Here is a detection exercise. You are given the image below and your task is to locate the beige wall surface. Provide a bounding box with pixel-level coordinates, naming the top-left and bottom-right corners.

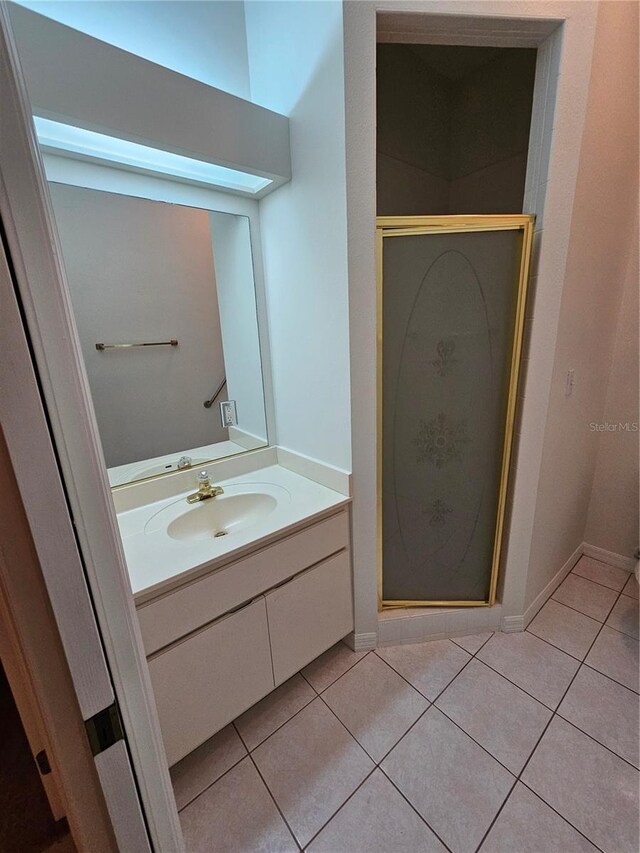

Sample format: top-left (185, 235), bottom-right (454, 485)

top-left (525, 0), bottom-right (639, 606)
top-left (585, 222), bottom-right (639, 558)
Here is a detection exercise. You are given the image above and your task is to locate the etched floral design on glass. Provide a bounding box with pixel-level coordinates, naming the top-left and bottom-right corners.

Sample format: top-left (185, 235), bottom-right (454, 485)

top-left (432, 338), bottom-right (457, 376)
top-left (425, 498), bottom-right (453, 527)
top-left (413, 411), bottom-right (470, 468)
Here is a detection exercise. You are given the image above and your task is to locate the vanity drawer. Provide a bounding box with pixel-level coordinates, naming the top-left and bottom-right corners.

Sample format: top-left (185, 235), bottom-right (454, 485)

top-left (137, 509), bottom-right (349, 655)
top-left (147, 597), bottom-right (274, 766)
top-left (266, 550), bottom-right (353, 686)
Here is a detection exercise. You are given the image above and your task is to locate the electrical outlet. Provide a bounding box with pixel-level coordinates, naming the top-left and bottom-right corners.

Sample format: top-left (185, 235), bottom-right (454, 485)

top-left (219, 400), bottom-right (237, 427)
top-left (565, 369), bottom-right (575, 398)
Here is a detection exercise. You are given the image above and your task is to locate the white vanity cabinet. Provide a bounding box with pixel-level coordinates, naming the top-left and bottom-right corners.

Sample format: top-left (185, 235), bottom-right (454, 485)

top-left (266, 551), bottom-right (353, 685)
top-left (138, 507), bottom-right (352, 766)
top-left (147, 597), bottom-right (273, 766)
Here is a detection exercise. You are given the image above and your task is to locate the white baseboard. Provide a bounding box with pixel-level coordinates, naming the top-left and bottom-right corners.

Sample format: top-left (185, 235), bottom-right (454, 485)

top-left (521, 542), bottom-right (584, 629)
top-left (377, 604), bottom-right (502, 647)
top-left (368, 542), bottom-right (637, 650)
top-left (276, 447), bottom-right (351, 496)
top-left (581, 543), bottom-right (636, 572)
top-left (348, 631), bottom-right (377, 651)
top-left (501, 615), bottom-right (525, 633)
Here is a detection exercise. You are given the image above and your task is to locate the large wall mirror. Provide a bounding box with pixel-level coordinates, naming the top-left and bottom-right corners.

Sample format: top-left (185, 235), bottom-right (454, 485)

top-left (48, 183), bottom-right (268, 487)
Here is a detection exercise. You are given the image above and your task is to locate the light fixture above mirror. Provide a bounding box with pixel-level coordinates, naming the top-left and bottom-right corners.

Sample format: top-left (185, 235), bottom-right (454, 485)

top-left (34, 117), bottom-right (274, 195)
top-left (10, 4), bottom-right (291, 200)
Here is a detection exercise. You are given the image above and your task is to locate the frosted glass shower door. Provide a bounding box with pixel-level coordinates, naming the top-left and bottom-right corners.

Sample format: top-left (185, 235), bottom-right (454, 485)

top-left (378, 216), bottom-right (534, 606)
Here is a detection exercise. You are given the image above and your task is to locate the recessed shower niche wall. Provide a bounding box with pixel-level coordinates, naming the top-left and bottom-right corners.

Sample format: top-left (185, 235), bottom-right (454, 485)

top-left (377, 43), bottom-right (538, 607)
top-left (377, 44), bottom-right (537, 215)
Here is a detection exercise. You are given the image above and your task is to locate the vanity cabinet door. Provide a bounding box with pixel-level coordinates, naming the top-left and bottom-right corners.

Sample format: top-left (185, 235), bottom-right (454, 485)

top-left (266, 551), bottom-right (353, 686)
top-left (147, 597), bottom-right (273, 766)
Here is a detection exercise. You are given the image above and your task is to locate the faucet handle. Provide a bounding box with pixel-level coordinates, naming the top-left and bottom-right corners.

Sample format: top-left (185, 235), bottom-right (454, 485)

top-left (198, 470), bottom-right (210, 482)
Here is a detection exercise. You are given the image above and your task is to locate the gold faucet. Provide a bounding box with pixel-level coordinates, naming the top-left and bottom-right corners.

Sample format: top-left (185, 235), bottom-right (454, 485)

top-left (187, 470), bottom-right (224, 504)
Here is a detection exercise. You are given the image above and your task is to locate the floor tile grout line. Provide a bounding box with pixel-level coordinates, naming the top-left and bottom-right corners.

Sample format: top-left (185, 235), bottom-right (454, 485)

top-left (473, 655), bottom-right (564, 712)
top-left (554, 710), bottom-right (640, 772)
top-left (450, 631), bottom-right (495, 655)
top-left (377, 764), bottom-right (455, 853)
top-left (467, 652), bottom-right (559, 710)
top-left (233, 715), bottom-right (300, 849)
top-left (436, 652), bottom-right (638, 790)
top-left (554, 571), bottom-right (630, 625)
top-left (549, 592), bottom-right (612, 624)
top-left (570, 565), bottom-right (634, 593)
top-left (373, 648), bottom-right (553, 779)
top-left (302, 654), bottom-right (461, 852)
top-left (308, 649), bottom-right (477, 850)
top-left (300, 765), bottom-right (379, 851)
top-left (373, 652), bottom-right (479, 767)
top-left (174, 746), bottom-right (248, 814)
top-left (600, 620), bottom-right (640, 643)
top-left (534, 594), bottom-right (602, 626)
top-left (430, 705), bottom-right (524, 778)
top-left (244, 690), bottom-right (340, 757)
top-left (176, 649), bottom-right (375, 814)
top-left (374, 637), bottom-right (480, 702)
top-left (258, 624), bottom-right (620, 853)
top-left (474, 584), bottom-right (630, 853)
top-left (176, 609), bottom-right (635, 844)
top-left (504, 629), bottom-right (639, 698)
top-left (315, 689), bottom-right (381, 766)
top-left (524, 623), bottom-right (594, 663)
top-left (246, 750), bottom-right (303, 851)
top-left (517, 779), bottom-right (608, 853)
top-left (308, 648), bottom-right (372, 697)
top-left (581, 660), bottom-right (639, 696)
top-left (238, 687), bottom-right (318, 753)
top-left (372, 645), bottom-right (450, 703)
top-left (298, 669), bottom-right (319, 695)
top-left (527, 616), bottom-right (640, 664)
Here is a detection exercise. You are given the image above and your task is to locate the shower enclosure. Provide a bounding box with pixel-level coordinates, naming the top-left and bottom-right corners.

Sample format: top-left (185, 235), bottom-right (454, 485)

top-left (377, 215), bottom-right (534, 607)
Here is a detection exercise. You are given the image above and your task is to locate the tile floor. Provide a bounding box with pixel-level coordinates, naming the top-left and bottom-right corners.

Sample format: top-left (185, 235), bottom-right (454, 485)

top-left (171, 556), bottom-right (639, 852)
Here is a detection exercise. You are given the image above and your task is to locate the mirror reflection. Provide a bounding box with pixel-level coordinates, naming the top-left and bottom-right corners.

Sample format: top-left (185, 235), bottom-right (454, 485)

top-left (48, 184), bottom-right (268, 486)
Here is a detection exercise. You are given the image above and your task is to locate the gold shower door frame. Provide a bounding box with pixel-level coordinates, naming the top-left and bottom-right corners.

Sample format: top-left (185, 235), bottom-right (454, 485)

top-left (377, 215), bottom-right (535, 609)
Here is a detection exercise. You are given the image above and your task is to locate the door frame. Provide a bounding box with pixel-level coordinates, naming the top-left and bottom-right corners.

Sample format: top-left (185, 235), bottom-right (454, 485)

top-left (0, 407), bottom-right (117, 851)
top-left (376, 215), bottom-right (535, 608)
top-left (0, 6), bottom-right (183, 850)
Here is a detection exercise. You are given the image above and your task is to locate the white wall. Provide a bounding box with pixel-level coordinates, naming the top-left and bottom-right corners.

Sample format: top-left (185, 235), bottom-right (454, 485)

top-left (49, 183), bottom-right (229, 467)
top-left (13, 0), bottom-right (251, 98)
top-left (209, 212), bottom-right (268, 445)
top-left (244, 0), bottom-right (352, 472)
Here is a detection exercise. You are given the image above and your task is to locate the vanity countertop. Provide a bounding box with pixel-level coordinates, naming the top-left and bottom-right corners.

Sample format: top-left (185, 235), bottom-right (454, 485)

top-left (117, 464), bottom-right (350, 602)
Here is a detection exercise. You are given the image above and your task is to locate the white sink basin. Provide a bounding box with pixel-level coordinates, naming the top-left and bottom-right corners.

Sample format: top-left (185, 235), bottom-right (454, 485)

top-left (166, 493), bottom-right (278, 541)
top-left (143, 484), bottom-right (286, 543)
top-left (118, 466), bottom-right (349, 598)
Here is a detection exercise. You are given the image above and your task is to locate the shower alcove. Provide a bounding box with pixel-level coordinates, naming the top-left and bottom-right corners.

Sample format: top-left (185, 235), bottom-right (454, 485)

top-left (375, 30), bottom-right (553, 634)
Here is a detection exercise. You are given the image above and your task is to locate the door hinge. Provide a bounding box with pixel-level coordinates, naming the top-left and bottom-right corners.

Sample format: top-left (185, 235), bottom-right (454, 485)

top-left (85, 702), bottom-right (124, 757)
top-left (35, 749), bottom-right (52, 775)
